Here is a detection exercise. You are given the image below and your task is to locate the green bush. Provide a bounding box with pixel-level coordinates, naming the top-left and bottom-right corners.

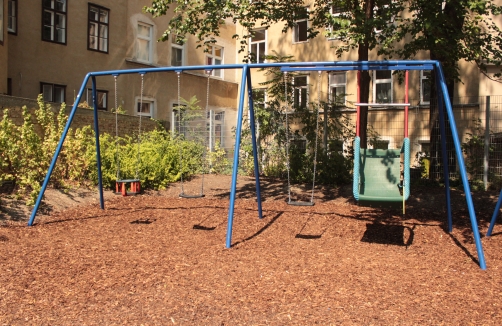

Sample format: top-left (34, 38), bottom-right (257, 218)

top-left (0, 97), bottom-right (210, 204)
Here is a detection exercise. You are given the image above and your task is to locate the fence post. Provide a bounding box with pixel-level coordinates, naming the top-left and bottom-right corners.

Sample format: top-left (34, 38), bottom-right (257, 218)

top-left (484, 95), bottom-right (490, 190)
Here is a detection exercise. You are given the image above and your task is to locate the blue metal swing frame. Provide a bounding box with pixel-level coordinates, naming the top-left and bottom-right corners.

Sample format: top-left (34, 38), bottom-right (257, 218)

top-left (27, 60), bottom-right (487, 270)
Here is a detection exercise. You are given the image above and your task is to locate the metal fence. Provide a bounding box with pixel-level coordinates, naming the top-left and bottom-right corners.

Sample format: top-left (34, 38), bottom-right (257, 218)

top-left (364, 95), bottom-right (502, 186)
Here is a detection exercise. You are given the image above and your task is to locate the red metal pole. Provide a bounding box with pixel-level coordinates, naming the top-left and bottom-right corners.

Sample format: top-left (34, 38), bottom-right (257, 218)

top-left (404, 71), bottom-right (409, 138)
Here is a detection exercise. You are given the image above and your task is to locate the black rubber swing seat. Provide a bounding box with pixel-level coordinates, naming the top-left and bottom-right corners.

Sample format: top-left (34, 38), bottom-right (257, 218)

top-left (179, 193), bottom-right (205, 199)
top-left (288, 201), bottom-right (315, 207)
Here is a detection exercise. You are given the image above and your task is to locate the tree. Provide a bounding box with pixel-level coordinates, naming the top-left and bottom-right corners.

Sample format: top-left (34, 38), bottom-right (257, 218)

top-left (144, 0), bottom-right (403, 148)
top-left (391, 0), bottom-right (502, 178)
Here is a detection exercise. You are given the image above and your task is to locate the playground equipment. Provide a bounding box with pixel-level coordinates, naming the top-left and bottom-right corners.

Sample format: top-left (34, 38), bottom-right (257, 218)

top-left (27, 60), bottom-right (487, 270)
top-left (283, 71), bottom-right (322, 206)
top-left (353, 71), bottom-right (410, 213)
top-left (113, 74), bottom-right (143, 196)
top-left (175, 70), bottom-right (212, 198)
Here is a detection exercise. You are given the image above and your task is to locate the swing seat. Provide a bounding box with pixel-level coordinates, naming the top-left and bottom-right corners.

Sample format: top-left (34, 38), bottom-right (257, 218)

top-left (353, 137), bottom-right (410, 202)
top-left (115, 179), bottom-right (141, 197)
top-left (179, 193), bottom-right (205, 199)
top-left (288, 201), bottom-right (315, 206)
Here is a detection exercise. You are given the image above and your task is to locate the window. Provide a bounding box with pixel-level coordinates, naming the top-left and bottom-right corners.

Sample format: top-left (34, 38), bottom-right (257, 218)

top-left (420, 70), bottom-right (431, 105)
top-left (0, 0), bottom-right (4, 44)
top-left (8, 0), bottom-right (17, 34)
top-left (86, 89), bottom-right (108, 110)
top-left (373, 1), bottom-right (394, 34)
top-left (250, 29), bottom-right (266, 63)
top-left (373, 140), bottom-right (389, 150)
top-left (136, 97), bottom-right (155, 118)
top-left (171, 34), bottom-right (184, 66)
top-left (373, 70), bottom-right (393, 103)
top-left (293, 76), bottom-right (308, 109)
top-left (207, 110), bottom-right (225, 150)
top-left (326, 5), bottom-right (347, 40)
top-left (88, 4), bottom-right (109, 53)
top-left (293, 8), bottom-right (309, 43)
top-left (42, 0), bottom-right (67, 44)
top-left (329, 72), bottom-right (346, 106)
top-left (41, 82), bottom-right (66, 103)
top-left (136, 22), bottom-right (153, 63)
top-left (206, 45), bottom-right (223, 78)
top-left (7, 78), bottom-right (12, 96)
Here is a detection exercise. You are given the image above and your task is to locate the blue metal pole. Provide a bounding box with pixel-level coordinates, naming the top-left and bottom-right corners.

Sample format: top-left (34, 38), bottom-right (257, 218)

top-left (436, 62), bottom-right (486, 270)
top-left (226, 65), bottom-right (249, 248)
top-left (91, 76), bottom-right (105, 209)
top-left (487, 189), bottom-right (502, 236)
top-left (28, 74), bottom-right (92, 226)
top-left (434, 69), bottom-right (453, 232)
top-left (246, 67), bottom-right (263, 219)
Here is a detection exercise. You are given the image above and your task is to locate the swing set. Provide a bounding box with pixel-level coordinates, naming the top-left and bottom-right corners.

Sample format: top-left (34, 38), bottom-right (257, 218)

top-left (27, 60), bottom-right (487, 270)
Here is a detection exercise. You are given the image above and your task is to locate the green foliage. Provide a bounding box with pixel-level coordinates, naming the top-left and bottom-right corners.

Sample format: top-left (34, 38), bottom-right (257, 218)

top-left (207, 141), bottom-right (232, 174)
top-left (461, 118), bottom-right (493, 179)
top-left (0, 97), bottom-right (211, 205)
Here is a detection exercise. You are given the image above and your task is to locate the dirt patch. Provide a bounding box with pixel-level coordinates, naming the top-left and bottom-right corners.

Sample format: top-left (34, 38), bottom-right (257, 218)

top-left (1, 175), bottom-right (502, 324)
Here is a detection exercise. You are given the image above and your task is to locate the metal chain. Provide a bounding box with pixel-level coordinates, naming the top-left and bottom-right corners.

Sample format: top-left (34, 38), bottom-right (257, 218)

top-left (177, 71), bottom-right (184, 194)
top-left (135, 73), bottom-right (144, 180)
top-left (284, 72), bottom-right (292, 203)
top-left (114, 75), bottom-right (120, 181)
top-left (310, 71), bottom-right (322, 203)
top-left (201, 71), bottom-right (211, 196)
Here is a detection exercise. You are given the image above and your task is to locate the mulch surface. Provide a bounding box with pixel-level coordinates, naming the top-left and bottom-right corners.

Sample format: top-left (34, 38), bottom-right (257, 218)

top-left (2, 175), bottom-right (502, 324)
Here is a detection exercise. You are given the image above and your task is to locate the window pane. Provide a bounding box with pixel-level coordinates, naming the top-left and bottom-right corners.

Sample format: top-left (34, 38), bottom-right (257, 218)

top-left (258, 44), bottom-right (265, 63)
top-left (43, 0), bottom-right (53, 9)
top-left (98, 92), bottom-right (107, 110)
top-left (54, 86), bottom-right (65, 103)
top-left (89, 35), bottom-right (98, 49)
top-left (252, 29), bottom-right (265, 42)
top-left (55, 0), bottom-right (66, 12)
top-left (295, 76), bottom-right (307, 86)
top-left (99, 25), bottom-right (108, 39)
top-left (89, 22), bottom-right (98, 36)
top-left (43, 85), bottom-right (53, 102)
top-left (251, 44), bottom-right (258, 63)
top-left (99, 10), bottom-right (109, 23)
top-left (422, 79), bottom-right (431, 102)
top-left (89, 7), bottom-right (99, 21)
top-left (172, 48), bottom-right (183, 66)
top-left (296, 21), bottom-right (308, 42)
top-left (214, 48), bottom-right (222, 57)
top-left (330, 72), bottom-right (346, 84)
top-left (137, 39), bottom-right (150, 61)
top-left (43, 10), bottom-right (53, 26)
top-left (375, 83), bottom-right (391, 103)
top-left (138, 24), bottom-right (151, 37)
top-left (376, 70), bottom-right (391, 79)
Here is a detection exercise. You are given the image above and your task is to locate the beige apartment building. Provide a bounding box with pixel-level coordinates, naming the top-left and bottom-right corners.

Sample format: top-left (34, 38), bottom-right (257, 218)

top-left (1, 0), bottom-right (240, 152)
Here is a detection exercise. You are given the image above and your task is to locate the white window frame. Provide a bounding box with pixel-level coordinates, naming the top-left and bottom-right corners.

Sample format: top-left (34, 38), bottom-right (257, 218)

top-left (136, 22), bottom-right (153, 64)
top-left (171, 34), bottom-right (185, 66)
top-left (329, 72), bottom-right (347, 105)
top-left (293, 8), bottom-right (309, 44)
top-left (420, 70), bottom-right (431, 105)
top-left (293, 75), bottom-right (309, 109)
top-left (136, 96), bottom-right (155, 118)
top-left (249, 29), bottom-right (267, 63)
top-left (206, 45), bottom-right (224, 78)
top-left (373, 70), bottom-right (393, 104)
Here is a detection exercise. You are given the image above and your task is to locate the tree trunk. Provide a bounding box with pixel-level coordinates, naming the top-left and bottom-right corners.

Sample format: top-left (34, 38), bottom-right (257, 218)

top-left (357, 0), bottom-right (374, 149)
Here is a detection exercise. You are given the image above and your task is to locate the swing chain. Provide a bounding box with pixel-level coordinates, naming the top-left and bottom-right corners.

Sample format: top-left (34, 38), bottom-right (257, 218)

top-left (310, 71), bottom-right (322, 203)
top-left (114, 75), bottom-right (121, 181)
top-left (283, 72), bottom-right (292, 203)
top-left (136, 73), bottom-right (144, 180)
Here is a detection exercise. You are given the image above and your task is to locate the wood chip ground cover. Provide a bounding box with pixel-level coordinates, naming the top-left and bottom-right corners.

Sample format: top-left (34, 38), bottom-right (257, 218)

top-left (1, 175), bottom-right (502, 324)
